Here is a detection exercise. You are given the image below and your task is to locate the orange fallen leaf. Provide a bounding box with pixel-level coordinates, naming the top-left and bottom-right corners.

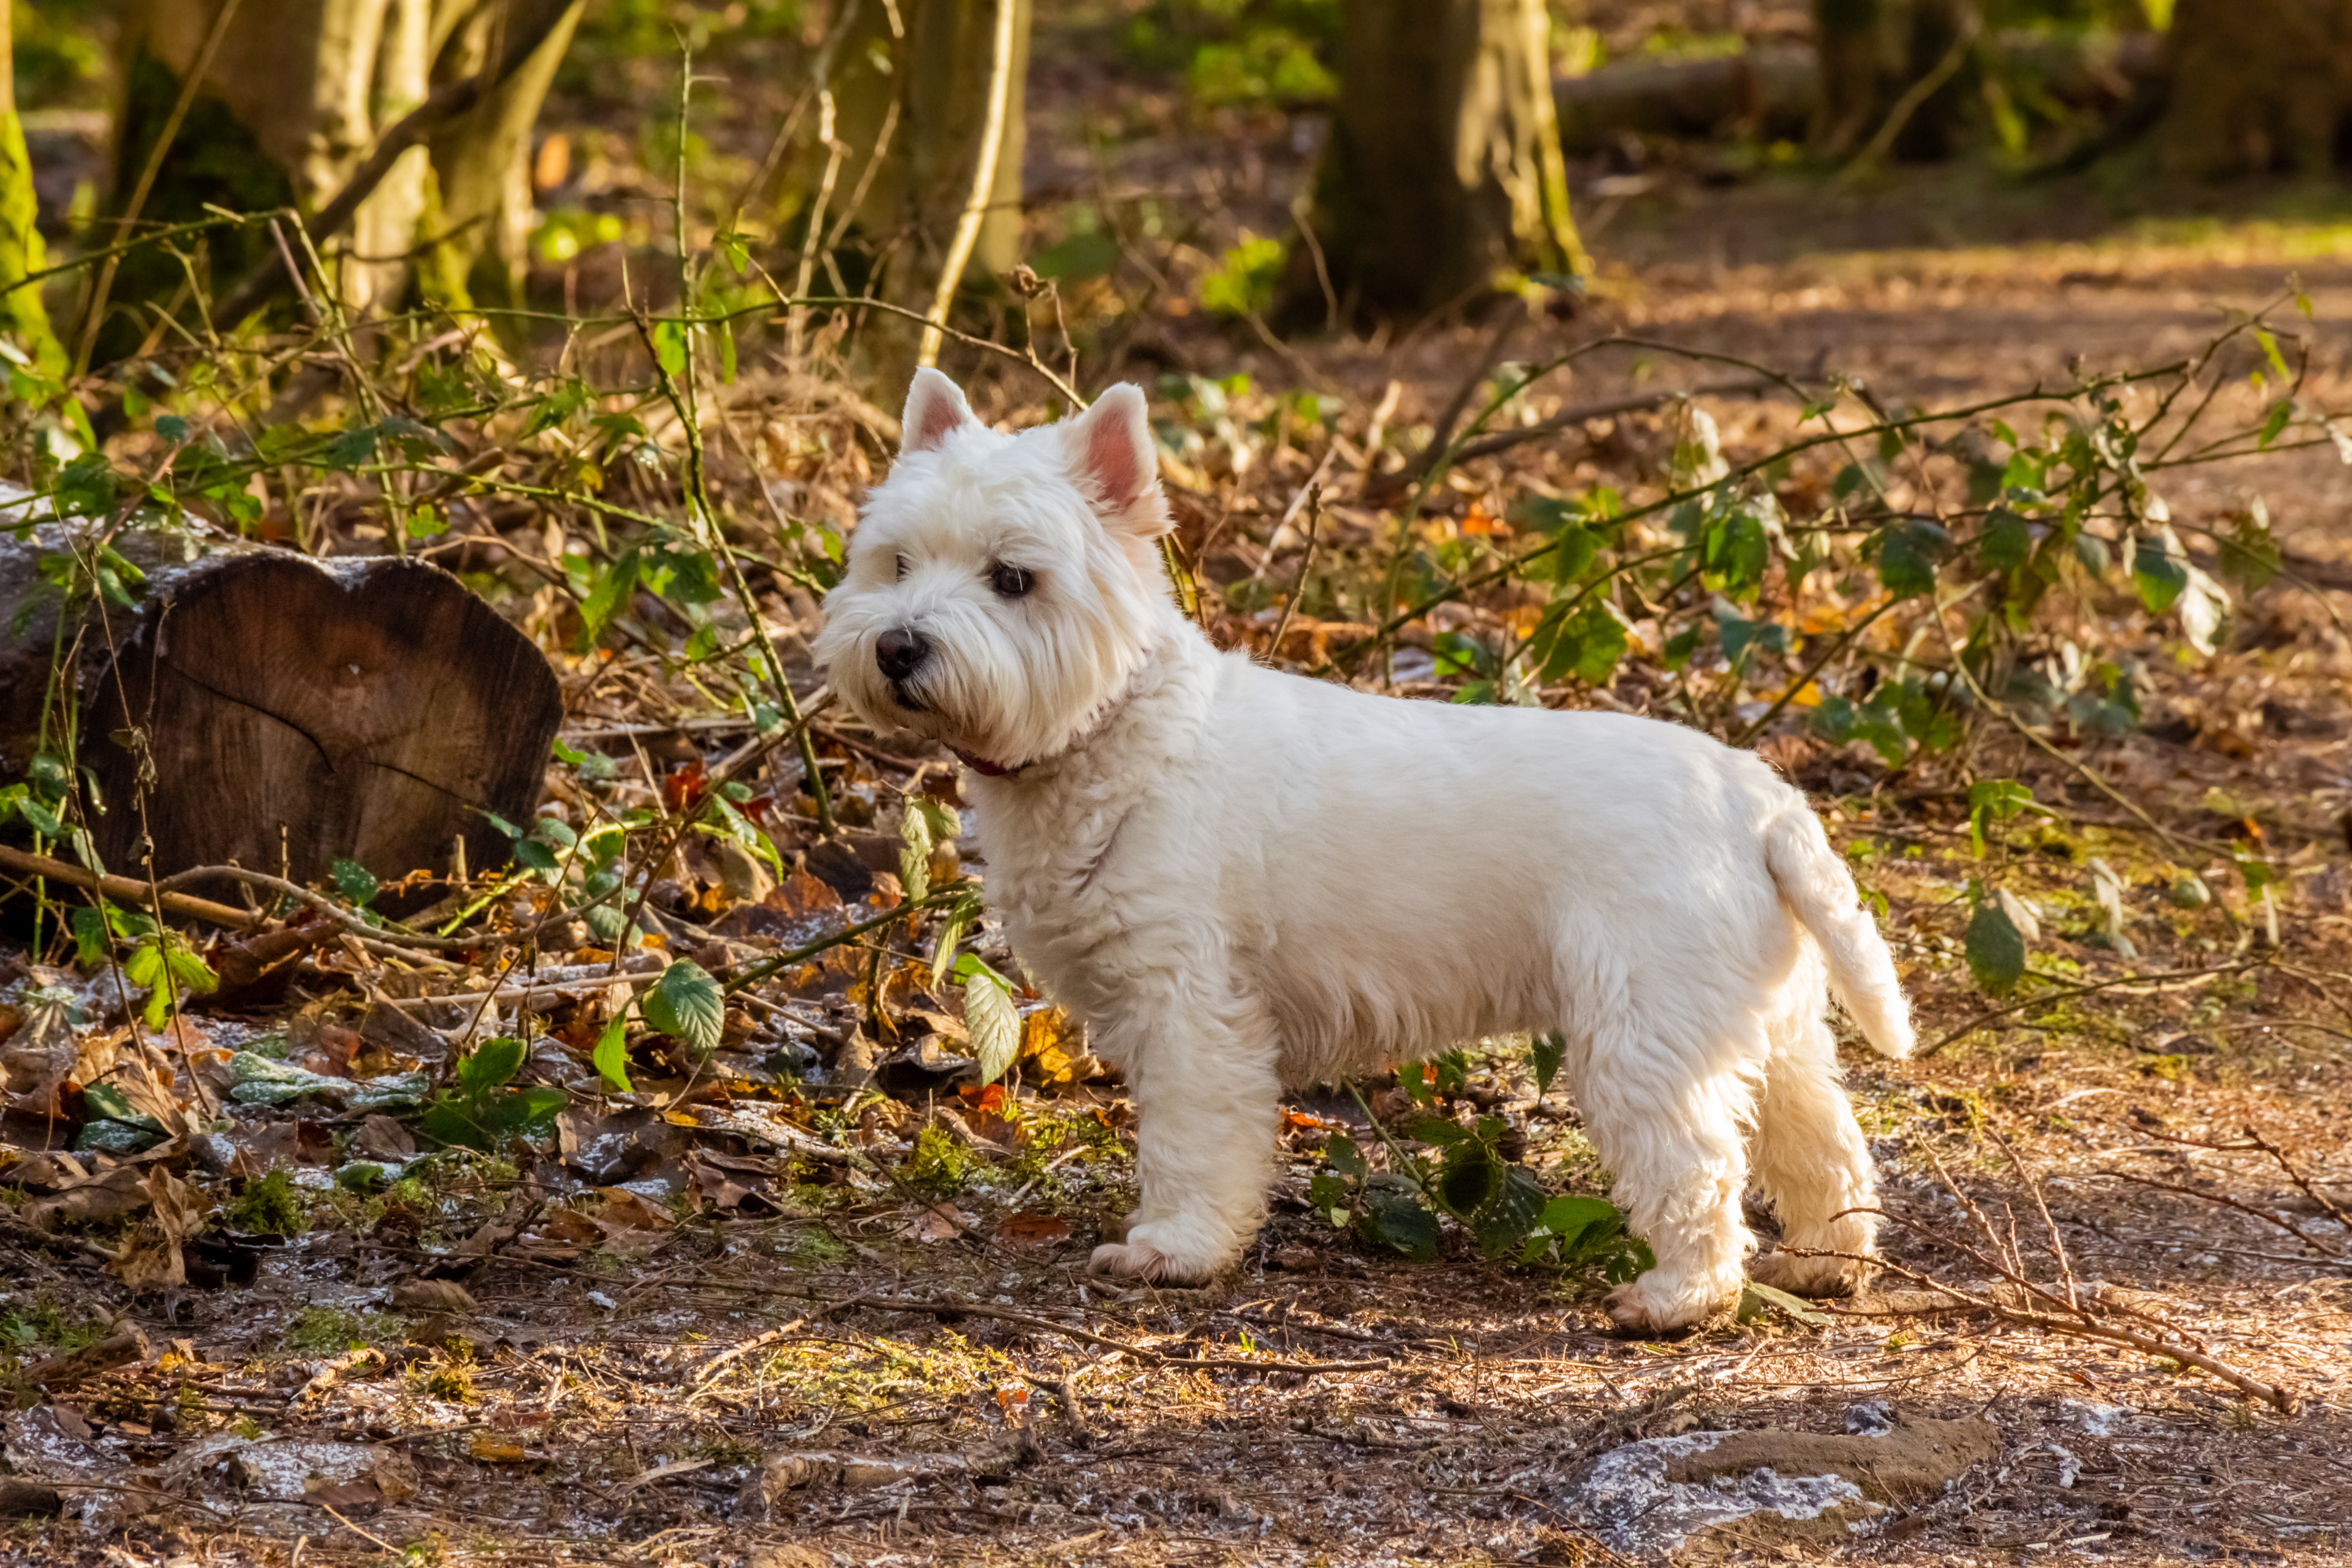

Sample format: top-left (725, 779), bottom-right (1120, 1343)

top-left (998, 1213), bottom-right (1072, 1249)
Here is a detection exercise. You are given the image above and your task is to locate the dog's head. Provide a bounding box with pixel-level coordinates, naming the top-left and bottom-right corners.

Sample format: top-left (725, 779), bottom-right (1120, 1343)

top-left (814, 369), bottom-right (1174, 771)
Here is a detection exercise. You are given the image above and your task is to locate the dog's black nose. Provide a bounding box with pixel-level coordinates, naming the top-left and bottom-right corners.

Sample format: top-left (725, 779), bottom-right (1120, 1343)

top-left (875, 626), bottom-right (931, 682)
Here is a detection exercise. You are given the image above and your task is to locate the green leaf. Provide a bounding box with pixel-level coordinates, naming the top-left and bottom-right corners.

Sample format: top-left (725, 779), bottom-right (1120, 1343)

top-left (1875, 518), bottom-right (1949, 600)
top-left (69, 906), bottom-right (110, 968)
top-left (1359, 1188), bottom-right (1440, 1262)
top-left (1323, 1130), bottom-right (1366, 1180)
top-left (652, 318), bottom-right (690, 377)
top-left (965, 968), bottom-right (1020, 1085)
top-left (1976, 509), bottom-right (2033, 573)
top-left (18, 794), bottom-right (64, 838)
top-left (1535, 1195), bottom-right (1620, 1245)
top-left (1475, 1166), bottom-right (1547, 1257)
top-left (458, 1036), bottom-right (528, 1097)
top-left (1967, 779), bottom-right (2034, 858)
top-left (329, 858), bottom-right (379, 907)
top-left (2132, 530), bottom-right (2189, 614)
top-left (930, 891), bottom-right (979, 990)
top-left (592, 1014), bottom-right (634, 1093)
top-left (1532, 598), bottom-right (1629, 688)
top-left (1409, 1116), bottom-right (1470, 1148)
top-left (2255, 326), bottom-right (2290, 382)
top-left (2217, 500), bottom-right (2281, 594)
top-left (1437, 1146), bottom-right (1502, 1216)
top-left (643, 961), bottom-right (725, 1058)
top-left (1964, 897), bottom-right (2028, 995)
top-left (578, 549), bottom-right (640, 651)
top-left (1529, 1031), bottom-right (1566, 1096)
top-left (898, 804), bottom-right (933, 906)
top-left (1740, 1280), bottom-right (1831, 1327)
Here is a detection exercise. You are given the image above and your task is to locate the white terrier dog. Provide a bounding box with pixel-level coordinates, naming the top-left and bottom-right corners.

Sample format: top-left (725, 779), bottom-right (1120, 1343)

top-left (816, 369), bottom-right (1914, 1333)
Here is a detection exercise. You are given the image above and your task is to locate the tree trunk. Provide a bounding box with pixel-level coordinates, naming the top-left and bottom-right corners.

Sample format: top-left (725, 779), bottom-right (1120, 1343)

top-left (89, 0), bottom-right (578, 362)
top-left (814, 0), bottom-right (1033, 347)
top-left (0, 0), bottom-right (66, 380)
top-left (0, 513), bottom-right (560, 894)
top-left (1810, 0), bottom-right (1978, 162)
top-left (421, 0), bottom-right (585, 311)
top-left (2155, 0), bottom-right (2352, 176)
top-left (1287, 0), bottom-right (1586, 327)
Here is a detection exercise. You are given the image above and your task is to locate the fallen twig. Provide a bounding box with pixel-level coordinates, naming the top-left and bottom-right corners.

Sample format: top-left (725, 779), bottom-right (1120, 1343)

top-left (1789, 1243), bottom-right (2298, 1414)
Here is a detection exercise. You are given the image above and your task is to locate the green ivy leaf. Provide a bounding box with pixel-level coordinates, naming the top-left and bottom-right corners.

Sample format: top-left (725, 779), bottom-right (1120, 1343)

top-left (643, 961), bottom-right (725, 1058)
top-left (329, 858), bottom-right (379, 908)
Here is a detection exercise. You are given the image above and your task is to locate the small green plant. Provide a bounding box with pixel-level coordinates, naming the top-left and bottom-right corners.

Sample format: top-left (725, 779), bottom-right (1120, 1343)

top-left (419, 1037), bottom-right (568, 1152)
top-left (902, 1124), bottom-right (974, 1197)
top-left (284, 1305), bottom-right (401, 1352)
top-left (1306, 1058), bottom-right (1651, 1285)
top-left (419, 1352), bottom-right (477, 1404)
top-left (1199, 234), bottom-right (1286, 319)
top-left (229, 1169), bottom-right (307, 1237)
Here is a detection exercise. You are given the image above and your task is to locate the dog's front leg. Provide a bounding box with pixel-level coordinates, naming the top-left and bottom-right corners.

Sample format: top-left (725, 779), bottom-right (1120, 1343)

top-left (1086, 990), bottom-right (1282, 1285)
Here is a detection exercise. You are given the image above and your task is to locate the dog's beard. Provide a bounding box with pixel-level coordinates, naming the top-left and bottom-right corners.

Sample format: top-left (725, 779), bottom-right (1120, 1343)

top-left (816, 589), bottom-right (1148, 770)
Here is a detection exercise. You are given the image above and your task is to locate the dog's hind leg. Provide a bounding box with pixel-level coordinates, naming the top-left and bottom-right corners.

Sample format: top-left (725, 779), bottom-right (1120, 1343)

top-left (1747, 979), bottom-right (1879, 1298)
top-left (1086, 981), bottom-right (1283, 1285)
top-left (1574, 1017), bottom-right (1759, 1334)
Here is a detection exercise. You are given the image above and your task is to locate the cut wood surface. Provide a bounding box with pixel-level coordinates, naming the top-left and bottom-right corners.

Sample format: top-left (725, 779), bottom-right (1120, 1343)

top-left (0, 513), bottom-right (559, 901)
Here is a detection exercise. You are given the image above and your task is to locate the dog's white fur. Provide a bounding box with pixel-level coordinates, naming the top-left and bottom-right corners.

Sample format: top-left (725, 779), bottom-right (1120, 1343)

top-left (816, 370), bottom-right (1914, 1332)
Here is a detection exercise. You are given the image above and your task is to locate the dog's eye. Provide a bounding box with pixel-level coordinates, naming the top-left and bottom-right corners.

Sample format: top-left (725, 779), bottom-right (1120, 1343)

top-left (990, 563), bottom-right (1034, 599)
top-left (895, 553), bottom-right (909, 581)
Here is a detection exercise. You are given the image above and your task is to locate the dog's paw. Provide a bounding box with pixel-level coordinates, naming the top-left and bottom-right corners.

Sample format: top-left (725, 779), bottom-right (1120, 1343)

top-left (1087, 1222), bottom-right (1226, 1284)
top-left (1603, 1274), bottom-right (1739, 1337)
top-left (1749, 1248), bottom-right (1865, 1298)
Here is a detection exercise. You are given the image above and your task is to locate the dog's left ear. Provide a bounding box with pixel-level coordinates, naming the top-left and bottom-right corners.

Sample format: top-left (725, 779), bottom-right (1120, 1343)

top-left (1060, 384), bottom-right (1170, 540)
top-left (902, 368), bottom-right (979, 455)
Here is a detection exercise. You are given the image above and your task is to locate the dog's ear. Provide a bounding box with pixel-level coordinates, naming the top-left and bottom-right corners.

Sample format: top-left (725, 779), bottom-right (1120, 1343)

top-left (901, 368), bottom-right (978, 455)
top-left (1060, 383), bottom-right (1168, 539)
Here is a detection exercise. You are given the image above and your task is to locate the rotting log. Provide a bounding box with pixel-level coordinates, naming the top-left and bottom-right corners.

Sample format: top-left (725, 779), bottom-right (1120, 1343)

top-left (0, 513), bottom-right (559, 904)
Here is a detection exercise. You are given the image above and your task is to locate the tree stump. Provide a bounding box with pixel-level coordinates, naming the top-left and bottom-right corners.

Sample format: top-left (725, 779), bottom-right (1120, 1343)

top-left (0, 514), bottom-right (560, 901)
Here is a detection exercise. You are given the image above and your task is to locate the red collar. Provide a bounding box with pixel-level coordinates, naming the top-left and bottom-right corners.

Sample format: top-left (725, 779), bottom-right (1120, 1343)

top-left (951, 745), bottom-right (1016, 777)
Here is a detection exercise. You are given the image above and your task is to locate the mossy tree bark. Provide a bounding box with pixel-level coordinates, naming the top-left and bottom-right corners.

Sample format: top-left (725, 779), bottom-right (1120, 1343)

top-left (0, 0), bottom-right (66, 379)
top-left (812, 0), bottom-right (1034, 348)
top-left (1810, 0), bottom-right (1978, 162)
top-left (1286, 0), bottom-right (1586, 327)
top-left (2154, 0), bottom-right (2352, 176)
top-left (88, 0), bottom-right (578, 363)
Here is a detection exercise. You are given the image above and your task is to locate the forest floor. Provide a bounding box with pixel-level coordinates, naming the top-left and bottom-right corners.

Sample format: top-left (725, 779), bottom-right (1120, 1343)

top-left (8, 13), bottom-right (2352, 1565)
top-left (7, 174), bottom-right (2352, 1566)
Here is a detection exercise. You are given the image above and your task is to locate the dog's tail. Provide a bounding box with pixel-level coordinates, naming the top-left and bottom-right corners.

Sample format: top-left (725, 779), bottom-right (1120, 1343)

top-left (1764, 807), bottom-right (1915, 1059)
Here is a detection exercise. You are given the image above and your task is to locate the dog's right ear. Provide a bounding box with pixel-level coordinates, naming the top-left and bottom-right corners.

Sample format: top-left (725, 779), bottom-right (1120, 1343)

top-left (901, 368), bottom-right (978, 455)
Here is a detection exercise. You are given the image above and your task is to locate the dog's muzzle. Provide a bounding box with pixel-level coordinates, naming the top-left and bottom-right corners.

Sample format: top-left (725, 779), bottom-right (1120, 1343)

top-left (875, 625), bottom-right (931, 708)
